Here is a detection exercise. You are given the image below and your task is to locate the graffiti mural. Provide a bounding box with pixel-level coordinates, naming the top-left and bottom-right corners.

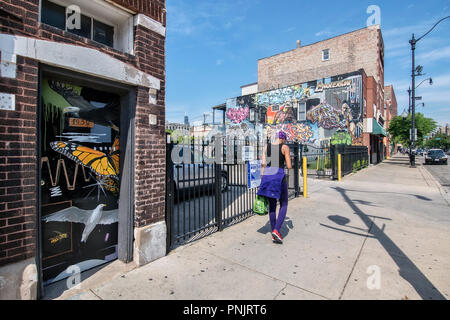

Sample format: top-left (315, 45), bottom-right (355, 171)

top-left (40, 78), bottom-right (120, 285)
top-left (256, 85), bottom-right (310, 107)
top-left (224, 71), bottom-right (363, 146)
top-left (225, 95), bottom-right (256, 138)
top-left (265, 123), bottom-right (314, 144)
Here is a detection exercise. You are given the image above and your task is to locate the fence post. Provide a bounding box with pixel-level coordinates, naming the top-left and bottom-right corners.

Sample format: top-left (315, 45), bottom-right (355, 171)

top-left (165, 135), bottom-right (174, 252)
top-left (303, 157), bottom-right (307, 198)
top-left (338, 154), bottom-right (342, 181)
top-left (331, 145), bottom-right (336, 179)
top-left (293, 143), bottom-right (300, 197)
top-left (215, 162), bottom-right (223, 231)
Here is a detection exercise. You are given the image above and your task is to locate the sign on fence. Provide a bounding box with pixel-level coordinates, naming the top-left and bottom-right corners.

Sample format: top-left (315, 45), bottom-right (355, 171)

top-left (247, 160), bottom-right (262, 189)
top-left (242, 146), bottom-right (255, 161)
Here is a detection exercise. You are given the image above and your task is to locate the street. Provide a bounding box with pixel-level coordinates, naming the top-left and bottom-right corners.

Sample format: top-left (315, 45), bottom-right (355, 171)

top-left (44, 154), bottom-right (450, 300)
top-left (423, 159), bottom-right (450, 187)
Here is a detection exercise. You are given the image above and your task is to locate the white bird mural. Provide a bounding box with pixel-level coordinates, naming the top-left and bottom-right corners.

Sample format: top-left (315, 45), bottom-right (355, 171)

top-left (43, 204), bottom-right (118, 243)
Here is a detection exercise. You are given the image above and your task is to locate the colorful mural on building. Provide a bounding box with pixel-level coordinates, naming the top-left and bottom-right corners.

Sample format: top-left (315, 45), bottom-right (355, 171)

top-left (225, 72), bottom-right (363, 146)
top-left (225, 95), bottom-right (256, 138)
top-left (40, 78), bottom-right (120, 285)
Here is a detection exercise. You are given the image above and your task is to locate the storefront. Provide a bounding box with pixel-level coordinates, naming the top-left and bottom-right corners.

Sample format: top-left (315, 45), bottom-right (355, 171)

top-left (370, 118), bottom-right (387, 164)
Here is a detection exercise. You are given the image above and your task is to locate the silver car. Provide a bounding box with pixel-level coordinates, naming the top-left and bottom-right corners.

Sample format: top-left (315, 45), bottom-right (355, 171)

top-left (172, 146), bottom-right (228, 194)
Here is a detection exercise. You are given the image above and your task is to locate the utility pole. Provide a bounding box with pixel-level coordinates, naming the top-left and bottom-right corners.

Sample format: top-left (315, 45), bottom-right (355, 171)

top-left (410, 34), bottom-right (416, 167)
top-left (408, 16), bottom-right (450, 167)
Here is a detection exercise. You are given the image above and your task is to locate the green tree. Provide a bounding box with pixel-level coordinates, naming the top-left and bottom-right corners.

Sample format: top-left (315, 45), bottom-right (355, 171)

top-left (425, 133), bottom-right (450, 151)
top-left (387, 113), bottom-right (436, 147)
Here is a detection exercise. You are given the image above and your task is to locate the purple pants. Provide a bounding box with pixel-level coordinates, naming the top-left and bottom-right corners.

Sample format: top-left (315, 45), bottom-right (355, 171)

top-left (268, 178), bottom-right (288, 232)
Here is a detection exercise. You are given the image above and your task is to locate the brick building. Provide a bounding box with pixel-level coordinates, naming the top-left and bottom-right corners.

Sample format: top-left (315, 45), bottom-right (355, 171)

top-left (0, 0), bottom-right (166, 299)
top-left (237, 25), bottom-right (396, 163)
top-left (384, 85), bottom-right (398, 157)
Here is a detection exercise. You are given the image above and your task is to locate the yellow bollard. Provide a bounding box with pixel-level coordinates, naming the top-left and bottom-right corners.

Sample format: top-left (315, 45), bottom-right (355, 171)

top-left (316, 155), bottom-right (320, 171)
top-left (303, 157), bottom-right (307, 198)
top-left (338, 154), bottom-right (342, 182)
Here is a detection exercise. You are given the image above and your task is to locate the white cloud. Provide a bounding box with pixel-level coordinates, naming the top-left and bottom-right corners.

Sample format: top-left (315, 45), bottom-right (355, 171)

top-left (416, 46), bottom-right (450, 63)
top-left (315, 30), bottom-right (332, 37)
top-left (216, 59), bottom-right (224, 66)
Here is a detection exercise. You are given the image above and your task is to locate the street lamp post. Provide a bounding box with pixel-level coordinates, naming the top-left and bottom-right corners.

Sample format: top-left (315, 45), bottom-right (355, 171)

top-left (409, 16), bottom-right (450, 167)
top-left (407, 87), bottom-right (411, 114)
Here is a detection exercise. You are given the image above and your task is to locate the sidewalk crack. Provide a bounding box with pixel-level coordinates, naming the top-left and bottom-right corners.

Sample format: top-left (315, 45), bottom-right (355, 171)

top-left (338, 217), bottom-right (374, 300)
top-left (89, 289), bottom-right (104, 300)
top-left (273, 283), bottom-right (288, 300)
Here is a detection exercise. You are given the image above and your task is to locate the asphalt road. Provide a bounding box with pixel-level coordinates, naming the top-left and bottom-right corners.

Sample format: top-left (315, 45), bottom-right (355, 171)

top-left (422, 157), bottom-right (450, 187)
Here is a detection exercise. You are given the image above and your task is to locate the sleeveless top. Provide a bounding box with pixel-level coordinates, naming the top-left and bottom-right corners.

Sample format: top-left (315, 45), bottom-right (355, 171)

top-left (266, 142), bottom-right (286, 169)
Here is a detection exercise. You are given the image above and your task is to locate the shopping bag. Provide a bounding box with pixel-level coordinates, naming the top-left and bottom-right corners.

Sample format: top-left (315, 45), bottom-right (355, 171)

top-left (253, 195), bottom-right (268, 215)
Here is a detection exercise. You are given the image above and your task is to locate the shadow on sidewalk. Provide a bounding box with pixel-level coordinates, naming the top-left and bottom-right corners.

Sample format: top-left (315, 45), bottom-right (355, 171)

top-left (327, 186), bottom-right (446, 300)
top-left (257, 216), bottom-right (294, 240)
top-left (341, 188), bottom-right (432, 202)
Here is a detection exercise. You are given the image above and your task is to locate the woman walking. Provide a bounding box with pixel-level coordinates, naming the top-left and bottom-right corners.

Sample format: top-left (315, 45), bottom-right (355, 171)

top-left (257, 131), bottom-right (292, 243)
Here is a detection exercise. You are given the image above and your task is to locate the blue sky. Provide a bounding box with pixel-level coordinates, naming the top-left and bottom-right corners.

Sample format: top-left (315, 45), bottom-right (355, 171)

top-left (165, 0), bottom-right (450, 127)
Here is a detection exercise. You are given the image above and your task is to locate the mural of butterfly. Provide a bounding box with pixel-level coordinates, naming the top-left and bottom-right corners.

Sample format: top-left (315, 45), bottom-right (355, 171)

top-left (50, 138), bottom-right (120, 181)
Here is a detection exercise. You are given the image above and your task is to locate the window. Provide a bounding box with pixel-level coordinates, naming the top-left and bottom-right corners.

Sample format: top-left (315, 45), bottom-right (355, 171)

top-left (298, 102), bottom-right (306, 121)
top-left (322, 49), bottom-right (330, 61)
top-left (93, 19), bottom-right (114, 47)
top-left (41, 0), bottom-right (114, 48)
top-left (69, 13), bottom-right (91, 39)
top-left (41, 0), bottom-right (65, 30)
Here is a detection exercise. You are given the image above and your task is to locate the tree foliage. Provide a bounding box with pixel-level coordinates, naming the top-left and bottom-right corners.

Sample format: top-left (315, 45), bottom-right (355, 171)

top-left (425, 133), bottom-right (450, 151)
top-left (387, 113), bottom-right (436, 147)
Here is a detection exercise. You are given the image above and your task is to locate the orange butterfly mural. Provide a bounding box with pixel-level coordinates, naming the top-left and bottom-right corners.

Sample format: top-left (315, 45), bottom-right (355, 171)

top-left (50, 139), bottom-right (120, 181)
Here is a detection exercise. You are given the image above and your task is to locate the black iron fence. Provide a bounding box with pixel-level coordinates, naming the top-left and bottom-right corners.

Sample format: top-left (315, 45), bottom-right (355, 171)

top-left (165, 134), bottom-right (368, 251)
top-left (333, 145), bottom-right (369, 178)
top-left (165, 136), bottom-right (300, 250)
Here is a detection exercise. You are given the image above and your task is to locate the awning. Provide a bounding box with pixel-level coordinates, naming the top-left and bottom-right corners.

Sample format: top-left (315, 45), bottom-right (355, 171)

top-left (372, 118), bottom-right (387, 136)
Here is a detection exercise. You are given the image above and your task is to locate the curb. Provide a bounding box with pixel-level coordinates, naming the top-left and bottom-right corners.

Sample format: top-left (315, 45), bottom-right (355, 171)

top-left (418, 164), bottom-right (450, 206)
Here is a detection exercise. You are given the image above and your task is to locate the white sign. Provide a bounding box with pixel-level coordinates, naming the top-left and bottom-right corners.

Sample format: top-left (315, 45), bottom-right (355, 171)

top-left (0, 93), bottom-right (15, 111)
top-left (242, 146), bottom-right (255, 162)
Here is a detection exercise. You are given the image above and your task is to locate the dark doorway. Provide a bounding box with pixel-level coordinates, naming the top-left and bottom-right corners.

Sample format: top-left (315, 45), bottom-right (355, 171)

top-left (37, 65), bottom-right (135, 297)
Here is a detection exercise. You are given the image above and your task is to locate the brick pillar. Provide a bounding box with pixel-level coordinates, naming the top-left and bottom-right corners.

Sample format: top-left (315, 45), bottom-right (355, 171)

top-left (132, 23), bottom-right (167, 266)
top-left (0, 55), bottom-right (39, 299)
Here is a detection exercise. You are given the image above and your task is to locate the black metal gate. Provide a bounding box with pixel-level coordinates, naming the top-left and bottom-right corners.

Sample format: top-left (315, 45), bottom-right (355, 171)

top-left (300, 144), bottom-right (333, 178)
top-left (165, 136), bottom-right (301, 250)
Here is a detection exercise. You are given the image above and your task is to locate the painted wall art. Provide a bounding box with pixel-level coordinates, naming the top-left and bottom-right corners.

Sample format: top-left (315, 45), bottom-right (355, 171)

top-left (225, 72), bottom-right (363, 146)
top-left (225, 95), bottom-right (256, 138)
top-left (40, 78), bottom-right (120, 285)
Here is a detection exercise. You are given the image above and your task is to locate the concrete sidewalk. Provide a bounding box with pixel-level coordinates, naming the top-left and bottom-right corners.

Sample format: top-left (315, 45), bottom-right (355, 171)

top-left (45, 154), bottom-right (450, 300)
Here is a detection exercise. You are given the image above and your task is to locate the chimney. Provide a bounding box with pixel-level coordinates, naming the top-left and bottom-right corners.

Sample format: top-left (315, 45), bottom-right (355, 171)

top-left (296, 40), bottom-right (301, 48)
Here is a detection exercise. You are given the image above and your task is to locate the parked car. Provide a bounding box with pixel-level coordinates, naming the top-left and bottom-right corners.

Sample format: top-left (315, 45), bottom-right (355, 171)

top-left (424, 149), bottom-right (448, 165)
top-left (171, 146), bottom-right (229, 194)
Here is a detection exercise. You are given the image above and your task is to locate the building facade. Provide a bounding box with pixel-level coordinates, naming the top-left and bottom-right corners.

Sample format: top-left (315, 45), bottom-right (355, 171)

top-left (226, 25), bottom-right (395, 164)
top-left (0, 0), bottom-right (166, 299)
top-left (384, 85), bottom-right (398, 157)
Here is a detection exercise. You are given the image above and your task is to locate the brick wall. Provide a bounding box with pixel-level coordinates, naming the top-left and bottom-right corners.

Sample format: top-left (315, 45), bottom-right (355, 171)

top-left (258, 25), bottom-right (383, 93)
top-left (0, 56), bottom-right (38, 265)
top-left (111, 0), bottom-right (166, 26)
top-left (133, 23), bottom-right (166, 228)
top-left (0, 0), bottom-right (166, 266)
